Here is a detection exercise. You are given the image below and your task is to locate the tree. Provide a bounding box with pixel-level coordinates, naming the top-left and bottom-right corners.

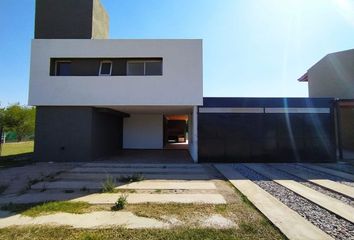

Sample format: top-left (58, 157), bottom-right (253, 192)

top-left (3, 104), bottom-right (35, 142)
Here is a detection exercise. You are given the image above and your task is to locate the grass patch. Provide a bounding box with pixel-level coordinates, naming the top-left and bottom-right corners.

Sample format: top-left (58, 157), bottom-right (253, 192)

top-left (113, 189), bottom-right (136, 193)
top-left (126, 202), bottom-right (266, 224)
top-left (0, 226), bottom-right (286, 240)
top-left (101, 175), bottom-right (116, 193)
top-left (0, 200), bottom-right (286, 239)
top-left (1, 201), bottom-right (90, 217)
top-left (0, 141), bottom-right (34, 157)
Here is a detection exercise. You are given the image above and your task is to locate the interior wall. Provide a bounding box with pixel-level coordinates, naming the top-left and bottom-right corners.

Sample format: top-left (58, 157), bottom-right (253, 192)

top-left (123, 114), bottom-right (163, 149)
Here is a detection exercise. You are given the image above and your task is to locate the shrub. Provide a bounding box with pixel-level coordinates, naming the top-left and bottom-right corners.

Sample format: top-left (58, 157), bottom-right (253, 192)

top-left (112, 194), bottom-right (128, 211)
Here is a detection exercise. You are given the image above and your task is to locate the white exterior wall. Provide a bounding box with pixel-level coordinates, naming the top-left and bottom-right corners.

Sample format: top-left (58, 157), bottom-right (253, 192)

top-left (123, 114), bottom-right (163, 149)
top-left (28, 39), bottom-right (203, 106)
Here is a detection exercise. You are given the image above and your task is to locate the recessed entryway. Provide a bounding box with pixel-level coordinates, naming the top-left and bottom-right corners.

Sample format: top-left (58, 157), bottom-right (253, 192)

top-left (163, 115), bottom-right (189, 150)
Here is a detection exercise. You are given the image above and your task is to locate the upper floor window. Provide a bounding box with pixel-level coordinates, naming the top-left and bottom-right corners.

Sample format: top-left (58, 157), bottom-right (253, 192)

top-left (127, 60), bottom-right (162, 76)
top-left (50, 58), bottom-right (163, 76)
top-left (55, 61), bottom-right (71, 76)
top-left (99, 61), bottom-right (112, 76)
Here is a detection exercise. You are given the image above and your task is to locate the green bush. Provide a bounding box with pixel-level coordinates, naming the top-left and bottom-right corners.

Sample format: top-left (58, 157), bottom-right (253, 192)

top-left (112, 194), bottom-right (128, 211)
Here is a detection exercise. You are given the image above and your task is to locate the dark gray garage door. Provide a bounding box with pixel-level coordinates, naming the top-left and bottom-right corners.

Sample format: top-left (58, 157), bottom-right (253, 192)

top-left (198, 98), bottom-right (336, 163)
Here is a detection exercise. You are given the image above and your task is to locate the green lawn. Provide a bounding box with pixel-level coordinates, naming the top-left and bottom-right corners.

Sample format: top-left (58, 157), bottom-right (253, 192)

top-left (0, 226), bottom-right (285, 240)
top-left (0, 200), bottom-right (286, 240)
top-left (1, 201), bottom-right (90, 217)
top-left (0, 141), bottom-right (34, 156)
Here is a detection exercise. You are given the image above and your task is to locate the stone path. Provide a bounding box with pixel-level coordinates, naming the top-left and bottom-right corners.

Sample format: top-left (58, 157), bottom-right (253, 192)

top-left (271, 164), bottom-right (354, 198)
top-left (0, 163), bottom-right (227, 205)
top-left (245, 164), bottom-right (354, 223)
top-left (58, 172), bottom-right (212, 181)
top-left (31, 180), bottom-right (217, 191)
top-left (214, 164), bottom-right (333, 240)
top-left (216, 163), bottom-right (354, 240)
top-left (71, 193), bottom-right (226, 204)
top-left (0, 211), bottom-right (168, 229)
top-left (300, 164), bottom-right (354, 181)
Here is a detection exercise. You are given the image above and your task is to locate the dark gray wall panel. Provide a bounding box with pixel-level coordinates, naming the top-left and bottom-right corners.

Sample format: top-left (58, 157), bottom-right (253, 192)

top-left (34, 107), bottom-right (94, 162)
top-left (91, 109), bottom-right (123, 159)
top-left (34, 107), bottom-right (124, 162)
top-left (35, 0), bottom-right (93, 39)
top-left (198, 98), bottom-right (336, 163)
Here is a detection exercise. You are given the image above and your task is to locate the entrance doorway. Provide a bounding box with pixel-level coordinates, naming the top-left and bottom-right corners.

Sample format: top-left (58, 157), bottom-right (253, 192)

top-left (163, 115), bottom-right (189, 150)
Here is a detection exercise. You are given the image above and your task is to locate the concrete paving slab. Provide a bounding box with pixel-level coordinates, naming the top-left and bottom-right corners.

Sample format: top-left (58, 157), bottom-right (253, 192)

top-left (271, 164), bottom-right (354, 199)
top-left (0, 211), bottom-right (168, 229)
top-left (0, 192), bottom-right (86, 204)
top-left (83, 163), bottom-right (202, 169)
top-left (31, 180), bottom-right (216, 190)
top-left (214, 164), bottom-right (333, 240)
top-left (117, 181), bottom-right (216, 190)
top-left (57, 172), bottom-right (214, 181)
top-left (0, 193), bottom-right (226, 204)
top-left (71, 193), bottom-right (227, 204)
top-left (31, 181), bottom-right (103, 190)
top-left (70, 167), bottom-right (206, 174)
top-left (299, 164), bottom-right (354, 181)
top-left (246, 164), bottom-right (354, 223)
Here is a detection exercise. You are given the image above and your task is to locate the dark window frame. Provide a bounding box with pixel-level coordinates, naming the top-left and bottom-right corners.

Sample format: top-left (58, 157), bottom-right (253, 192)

top-left (127, 60), bottom-right (163, 76)
top-left (54, 60), bottom-right (72, 76)
top-left (99, 60), bottom-right (113, 76)
top-left (50, 58), bottom-right (163, 76)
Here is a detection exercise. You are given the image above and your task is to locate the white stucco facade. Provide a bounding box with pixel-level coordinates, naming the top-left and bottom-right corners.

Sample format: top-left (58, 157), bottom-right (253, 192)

top-left (123, 114), bottom-right (163, 149)
top-left (28, 39), bottom-right (203, 106)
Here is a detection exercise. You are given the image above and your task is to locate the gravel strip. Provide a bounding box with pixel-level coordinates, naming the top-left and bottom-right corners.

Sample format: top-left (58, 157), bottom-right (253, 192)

top-left (298, 165), bottom-right (354, 188)
top-left (234, 164), bottom-right (354, 240)
top-left (270, 164), bottom-right (354, 207)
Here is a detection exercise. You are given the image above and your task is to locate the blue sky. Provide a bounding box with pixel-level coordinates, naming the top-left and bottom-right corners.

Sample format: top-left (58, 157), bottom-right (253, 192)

top-left (1, 0), bottom-right (354, 106)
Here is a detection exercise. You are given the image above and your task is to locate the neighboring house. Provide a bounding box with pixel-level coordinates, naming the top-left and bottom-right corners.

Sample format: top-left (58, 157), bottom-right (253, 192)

top-left (299, 49), bottom-right (354, 156)
top-left (29, 0), bottom-right (336, 163)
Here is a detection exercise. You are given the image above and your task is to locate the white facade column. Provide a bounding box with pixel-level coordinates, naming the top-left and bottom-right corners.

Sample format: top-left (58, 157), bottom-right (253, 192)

top-left (188, 106), bottom-right (198, 163)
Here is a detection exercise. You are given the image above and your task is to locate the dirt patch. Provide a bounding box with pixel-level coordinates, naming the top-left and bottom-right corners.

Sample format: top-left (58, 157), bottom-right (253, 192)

top-left (200, 214), bottom-right (237, 228)
top-left (0, 162), bottom-right (79, 195)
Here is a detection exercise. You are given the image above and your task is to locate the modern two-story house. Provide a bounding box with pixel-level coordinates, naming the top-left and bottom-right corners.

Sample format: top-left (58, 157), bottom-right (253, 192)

top-left (30, 0), bottom-right (336, 163)
top-left (29, 0), bottom-right (202, 162)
